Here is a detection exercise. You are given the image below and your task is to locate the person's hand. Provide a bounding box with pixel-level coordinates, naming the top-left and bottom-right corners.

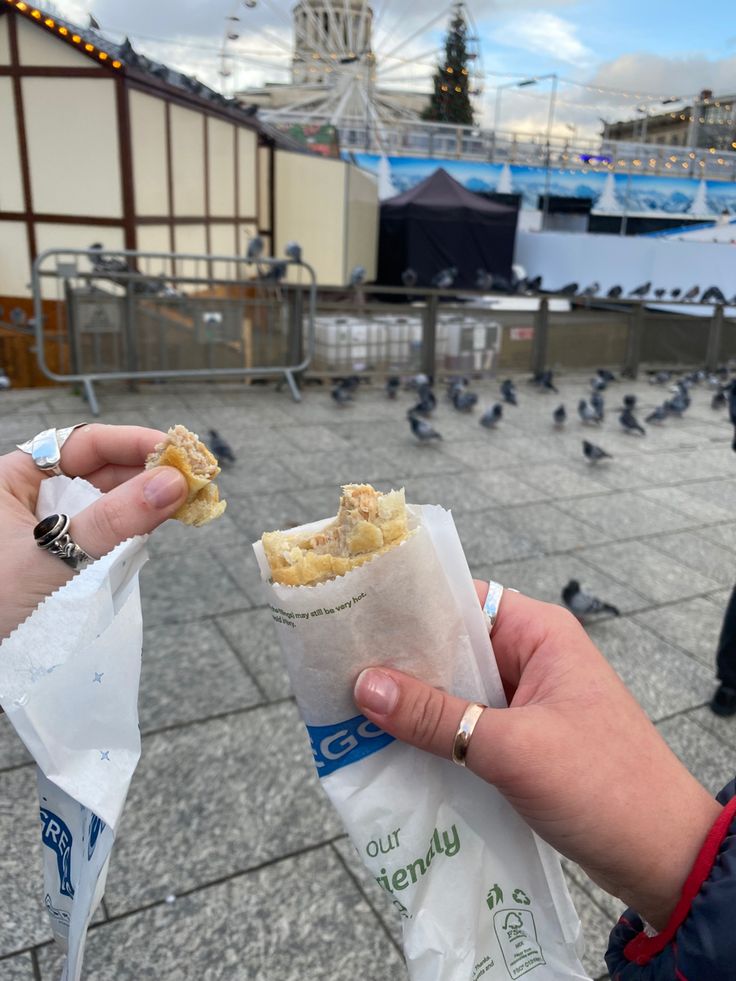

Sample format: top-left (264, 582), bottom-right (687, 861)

top-left (0, 424), bottom-right (188, 640)
top-left (354, 584), bottom-right (722, 930)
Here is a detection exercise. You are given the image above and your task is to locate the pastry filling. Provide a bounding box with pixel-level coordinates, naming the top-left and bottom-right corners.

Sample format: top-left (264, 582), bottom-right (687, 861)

top-left (262, 484), bottom-right (409, 586)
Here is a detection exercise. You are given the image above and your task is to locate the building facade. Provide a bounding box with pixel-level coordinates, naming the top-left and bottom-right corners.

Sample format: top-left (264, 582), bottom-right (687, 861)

top-left (603, 90), bottom-right (736, 150)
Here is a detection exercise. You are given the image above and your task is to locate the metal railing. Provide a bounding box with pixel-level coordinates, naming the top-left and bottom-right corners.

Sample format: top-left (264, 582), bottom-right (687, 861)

top-left (264, 111), bottom-right (736, 182)
top-left (30, 248), bottom-right (317, 415)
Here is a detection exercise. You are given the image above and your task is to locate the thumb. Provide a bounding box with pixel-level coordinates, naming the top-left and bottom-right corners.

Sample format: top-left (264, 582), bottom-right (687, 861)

top-left (67, 466), bottom-right (188, 560)
top-left (353, 666), bottom-right (517, 784)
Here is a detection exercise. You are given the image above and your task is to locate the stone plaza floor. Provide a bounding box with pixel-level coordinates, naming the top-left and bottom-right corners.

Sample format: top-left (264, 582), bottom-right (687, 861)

top-left (1, 369), bottom-right (735, 980)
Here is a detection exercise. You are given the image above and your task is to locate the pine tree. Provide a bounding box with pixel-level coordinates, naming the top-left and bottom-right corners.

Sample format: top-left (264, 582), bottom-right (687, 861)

top-left (421, 6), bottom-right (475, 126)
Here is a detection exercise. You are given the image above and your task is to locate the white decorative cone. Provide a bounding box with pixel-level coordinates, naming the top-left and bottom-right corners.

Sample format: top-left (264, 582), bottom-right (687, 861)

top-left (689, 179), bottom-right (710, 215)
top-left (496, 163), bottom-right (513, 194)
top-left (596, 172), bottom-right (619, 212)
top-left (377, 154), bottom-right (398, 200)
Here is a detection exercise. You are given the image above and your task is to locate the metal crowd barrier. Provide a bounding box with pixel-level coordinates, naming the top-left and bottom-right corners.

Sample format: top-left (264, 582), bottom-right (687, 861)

top-left (30, 248), bottom-right (317, 415)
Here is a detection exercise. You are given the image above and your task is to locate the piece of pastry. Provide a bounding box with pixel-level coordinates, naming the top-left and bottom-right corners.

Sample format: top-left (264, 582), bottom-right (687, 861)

top-left (145, 425), bottom-right (227, 527)
top-left (262, 483), bottom-right (408, 586)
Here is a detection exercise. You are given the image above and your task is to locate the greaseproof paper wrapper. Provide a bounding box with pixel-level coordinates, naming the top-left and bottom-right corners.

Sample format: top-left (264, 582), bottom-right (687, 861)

top-left (254, 504), bottom-right (590, 981)
top-left (0, 476), bottom-right (148, 981)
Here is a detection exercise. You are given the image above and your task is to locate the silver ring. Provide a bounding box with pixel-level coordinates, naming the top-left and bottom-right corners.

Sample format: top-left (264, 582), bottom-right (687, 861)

top-left (16, 424), bottom-right (85, 476)
top-left (33, 514), bottom-right (94, 571)
top-left (483, 581), bottom-right (519, 633)
top-left (452, 702), bottom-right (486, 767)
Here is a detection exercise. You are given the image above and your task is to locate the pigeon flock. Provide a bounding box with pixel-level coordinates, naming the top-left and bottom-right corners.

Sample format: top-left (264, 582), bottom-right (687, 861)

top-left (324, 358), bottom-right (736, 623)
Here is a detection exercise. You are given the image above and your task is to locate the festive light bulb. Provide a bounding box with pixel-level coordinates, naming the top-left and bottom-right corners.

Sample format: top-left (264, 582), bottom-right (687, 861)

top-left (84, 42), bottom-right (94, 51)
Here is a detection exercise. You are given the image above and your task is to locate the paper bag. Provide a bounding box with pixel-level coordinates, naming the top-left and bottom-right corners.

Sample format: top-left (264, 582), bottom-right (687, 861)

top-left (0, 476), bottom-right (148, 981)
top-left (254, 503), bottom-right (590, 980)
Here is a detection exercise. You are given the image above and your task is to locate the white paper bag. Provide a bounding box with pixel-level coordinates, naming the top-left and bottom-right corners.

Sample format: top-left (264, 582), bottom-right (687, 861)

top-left (0, 476), bottom-right (148, 981)
top-left (254, 503), bottom-right (590, 981)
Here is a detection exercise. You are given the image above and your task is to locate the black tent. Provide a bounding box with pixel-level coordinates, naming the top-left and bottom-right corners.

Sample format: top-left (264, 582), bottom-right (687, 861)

top-left (377, 168), bottom-right (518, 290)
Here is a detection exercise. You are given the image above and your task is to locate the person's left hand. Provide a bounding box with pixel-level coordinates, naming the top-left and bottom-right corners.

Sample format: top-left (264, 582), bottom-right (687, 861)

top-left (0, 424), bottom-right (188, 640)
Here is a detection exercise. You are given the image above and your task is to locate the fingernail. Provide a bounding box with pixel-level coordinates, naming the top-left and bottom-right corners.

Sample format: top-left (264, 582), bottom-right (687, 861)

top-left (143, 469), bottom-right (186, 509)
top-left (354, 669), bottom-right (399, 716)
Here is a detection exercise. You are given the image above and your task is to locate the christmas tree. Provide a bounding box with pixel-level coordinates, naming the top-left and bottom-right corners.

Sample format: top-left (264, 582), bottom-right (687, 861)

top-left (421, 5), bottom-right (475, 126)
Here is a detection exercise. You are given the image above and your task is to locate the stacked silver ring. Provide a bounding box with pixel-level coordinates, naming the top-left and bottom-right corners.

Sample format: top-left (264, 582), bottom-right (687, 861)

top-left (33, 514), bottom-right (93, 571)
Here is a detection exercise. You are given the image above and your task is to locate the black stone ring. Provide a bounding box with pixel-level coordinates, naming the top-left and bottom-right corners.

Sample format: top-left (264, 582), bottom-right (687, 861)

top-left (33, 514), bottom-right (94, 571)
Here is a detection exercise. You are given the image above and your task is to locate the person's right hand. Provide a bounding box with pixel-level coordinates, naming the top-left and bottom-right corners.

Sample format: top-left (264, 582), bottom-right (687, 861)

top-left (354, 586), bottom-right (722, 931)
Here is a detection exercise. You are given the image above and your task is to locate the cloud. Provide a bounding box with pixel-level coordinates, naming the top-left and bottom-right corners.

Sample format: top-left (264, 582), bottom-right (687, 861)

top-left (491, 11), bottom-right (593, 66)
top-left (589, 52), bottom-right (736, 104)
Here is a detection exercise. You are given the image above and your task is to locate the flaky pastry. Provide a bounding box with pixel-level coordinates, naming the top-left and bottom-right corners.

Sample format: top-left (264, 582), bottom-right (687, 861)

top-left (262, 483), bottom-right (408, 586)
top-left (145, 425), bottom-right (227, 527)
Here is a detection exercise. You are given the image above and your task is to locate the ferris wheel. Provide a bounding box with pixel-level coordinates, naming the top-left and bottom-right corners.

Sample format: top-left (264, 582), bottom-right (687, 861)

top-left (218, 0), bottom-right (484, 129)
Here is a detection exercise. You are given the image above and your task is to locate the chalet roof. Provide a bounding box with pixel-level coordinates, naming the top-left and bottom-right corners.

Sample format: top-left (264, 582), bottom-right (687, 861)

top-left (1, 0), bottom-right (307, 150)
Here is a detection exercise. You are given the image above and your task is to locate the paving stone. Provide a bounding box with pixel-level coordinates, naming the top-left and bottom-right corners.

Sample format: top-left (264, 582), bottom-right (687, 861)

top-left (579, 540), bottom-right (722, 604)
top-left (494, 501), bottom-right (611, 554)
top-left (563, 874), bottom-right (619, 981)
top-left (584, 618), bottom-right (714, 719)
top-left (0, 952), bottom-right (36, 979)
top-left (647, 530), bottom-right (736, 585)
top-left (38, 846), bottom-right (407, 981)
top-left (215, 607), bottom-right (292, 700)
top-left (556, 491), bottom-right (697, 540)
top-left (686, 706), bottom-right (736, 756)
top-left (331, 838), bottom-right (403, 948)
top-left (221, 491), bottom-right (310, 543)
top-left (633, 596), bottom-right (723, 667)
top-left (657, 713), bottom-right (736, 797)
top-left (140, 547), bottom-right (251, 626)
top-left (0, 714), bottom-right (32, 770)
top-left (139, 620), bottom-right (263, 733)
top-left (701, 521), bottom-right (736, 553)
top-left (452, 509), bottom-right (541, 567)
top-left (513, 462), bottom-right (610, 500)
top-left (638, 485), bottom-right (734, 525)
top-left (0, 412), bottom-right (50, 446)
top-left (103, 703), bottom-right (341, 916)
top-left (0, 767), bottom-right (53, 956)
top-left (443, 440), bottom-right (521, 471)
top-left (479, 553), bottom-right (648, 613)
top-left (562, 859), bottom-right (627, 924)
top-left (680, 477), bottom-right (736, 510)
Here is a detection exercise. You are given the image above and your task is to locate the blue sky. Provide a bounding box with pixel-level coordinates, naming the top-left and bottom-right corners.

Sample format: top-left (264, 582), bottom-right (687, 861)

top-left (50, 0), bottom-right (736, 136)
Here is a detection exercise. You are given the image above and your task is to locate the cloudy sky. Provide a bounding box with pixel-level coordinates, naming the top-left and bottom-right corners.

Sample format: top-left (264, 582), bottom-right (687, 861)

top-left (48, 0), bottom-right (736, 138)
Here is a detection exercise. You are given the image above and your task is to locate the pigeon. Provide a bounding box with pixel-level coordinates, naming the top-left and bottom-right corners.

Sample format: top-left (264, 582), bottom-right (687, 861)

top-left (284, 241), bottom-right (302, 262)
top-left (607, 285), bottom-right (623, 299)
top-left (432, 267), bottom-right (457, 290)
top-left (401, 268), bottom-right (418, 288)
top-left (553, 404), bottom-right (566, 427)
top-left (475, 269), bottom-right (494, 291)
top-left (385, 376), bottom-right (400, 399)
top-left (349, 265), bottom-right (366, 287)
top-left (728, 381), bottom-right (736, 449)
top-left (582, 439), bottom-right (611, 463)
top-left (408, 412), bottom-right (442, 442)
top-left (415, 382), bottom-right (437, 414)
top-left (0, 369), bottom-right (10, 391)
top-left (578, 399), bottom-right (600, 424)
top-left (590, 375), bottom-right (607, 392)
top-left (654, 288), bottom-right (667, 299)
top-left (558, 282), bottom-right (579, 296)
top-left (259, 260), bottom-right (287, 282)
top-left (207, 429), bottom-right (235, 465)
top-left (670, 288), bottom-right (682, 299)
top-left (500, 379), bottom-right (517, 405)
top-left (683, 285), bottom-right (700, 301)
top-left (331, 383), bottom-right (353, 406)
top-left (453, 389), bottom-right (478, 413)
top-left (623, 394), bottom-right (637, 410)
top-left (525, 275), bottom-right (543, 292)
top-left (405, 373), bottom-right (430, 391)
top-left (480, 403), bottom-right (503, 428)
top-left (628, 281), bottom-right (651, 298)
top-left (590, 392), bottom-right (604, 421)
top-left (597, 369), bottom-right (616, 383)
top-left (540, 369), bottom-right (558, 393)
top-left (340, 375), bottom-right (361, 392)
top-left (664, 395), bottom-right (687, 417)
top-left (246, 236), bottom-right (264, 262)
top-left (578, 282), bottom-right (600, 298)
top-left (712, 389), bottom-right (727, 410)
top-left (650, 370), bottom-right (672, 385)
top-left (702, 286), bottom-right (726, 304)
top-left (562, 579), bottom-right (619, 618)
top-left (619, 407), bottom-right (646, 435)
top-left (646, 405), bottom-right (668, 424)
